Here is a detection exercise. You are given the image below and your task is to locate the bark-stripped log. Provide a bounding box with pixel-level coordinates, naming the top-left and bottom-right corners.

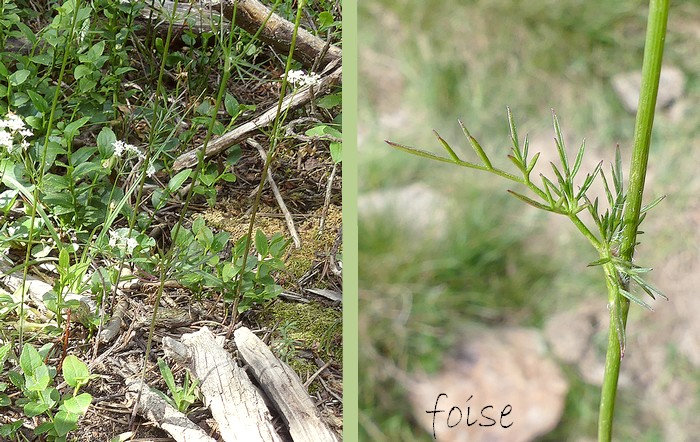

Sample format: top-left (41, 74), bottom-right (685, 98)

top-left (162, 327), bottom-right (282, 442)
top-left (234, 327), bottom-right (339, 442)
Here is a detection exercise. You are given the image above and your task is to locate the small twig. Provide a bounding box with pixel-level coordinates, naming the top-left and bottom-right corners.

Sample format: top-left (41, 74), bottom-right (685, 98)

top-left (248, 139), bottom-right (302, 249)
top-left (304, 360), bottom-right (331, 388)
top-left (318, 162), bottom-right (337, 235)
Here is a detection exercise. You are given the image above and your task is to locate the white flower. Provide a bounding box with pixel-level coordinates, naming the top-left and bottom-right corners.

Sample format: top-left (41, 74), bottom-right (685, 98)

top-left (19, 128), bottom-right (33, 138)
top-left (20, 140), bottom-right (30, 150)
top-left (0, 131), bottom-right (12, 150)
top-left (112, 140), bottom-right (142, 159)
top-left (108, 229), bottom-right (140, 255)
top-left (125, 237), bottom-right (138, 254)
top-left (146, 163), bottom-right (156, 178)
top-left (285, 70), bottom-right (321, 88)
top-left (108, 230), bottom-right (119, 248)
top-left (0, 112), bottom-right (26, 132)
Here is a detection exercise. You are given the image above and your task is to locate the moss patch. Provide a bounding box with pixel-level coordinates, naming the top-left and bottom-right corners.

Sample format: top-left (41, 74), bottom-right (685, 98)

top-left (203, 203), bottom-right (342, 281)
top-left (256, 300), bottom-right (342, 390)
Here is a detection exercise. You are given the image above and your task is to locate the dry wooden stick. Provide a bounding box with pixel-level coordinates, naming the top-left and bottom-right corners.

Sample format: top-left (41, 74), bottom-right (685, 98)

top-left (248, 138), bottom-right (302, 249)
top-left (216, 0), bottom-right (341, 68)
top-left (234, 327), bottom-right (339, 442)
top-left (173, 65), bottom-right (341, 170)
top-left (318, 162), bottom-right (337, 235)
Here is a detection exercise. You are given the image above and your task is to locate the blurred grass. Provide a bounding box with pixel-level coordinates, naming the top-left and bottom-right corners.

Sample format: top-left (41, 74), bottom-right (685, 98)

top-left (359, 0), bottom-right (699, 440)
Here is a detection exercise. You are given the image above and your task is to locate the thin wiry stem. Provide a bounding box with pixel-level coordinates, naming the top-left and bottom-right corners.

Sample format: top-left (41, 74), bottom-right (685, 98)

top-left (18, 0), bottom-right (81, 347)
top-left (226, 0), bottom-right (305, 337)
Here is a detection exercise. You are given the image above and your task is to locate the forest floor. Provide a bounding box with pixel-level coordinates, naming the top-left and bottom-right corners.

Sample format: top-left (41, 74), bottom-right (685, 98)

top-left (0, 0), bottom-right (342, 440)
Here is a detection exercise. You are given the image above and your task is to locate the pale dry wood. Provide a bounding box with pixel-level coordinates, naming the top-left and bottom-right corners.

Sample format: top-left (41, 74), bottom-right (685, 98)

top-left (216, 0), bottom-right (341, 68)
top-left (173, 65), bottom-right (342, 170)
top-left (234, 327), bottom-right (339, 442)
top-left (126, 378), bottom-right (216, 442)
top-left (98, 298), bottom-right (128, 343)
top-left (249, 138), bottom-right (302, 249)
top-left (0, 262), bottom-right (96, 320)
top-left (141, 0), bottom-right (340, 69)
top-left (11, 0), bottom-right (340, 70)
top-left (162, 327), bottom-right (282, 442)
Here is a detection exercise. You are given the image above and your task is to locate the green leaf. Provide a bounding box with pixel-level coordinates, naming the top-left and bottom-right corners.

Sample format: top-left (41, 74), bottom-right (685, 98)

top-left (73, 64), bottom-right (91, 80)
top-left (25, 364), bottom-right (50, 392)
top-left (551, 111), bottom-right (570, 177)
top-left (507, 190), bottom-right (557, 213)
top-left (24, 400), bottom-right (50, 417)
top-left (61, 393), bottom-right (92, 415)
top-left (59, 248), bottom-right (70, 271)
top-left (571, 138), bottom-right (586, 178)
top-left (255, 229), bottom-right (269, 256)
top-left (629, 274), bottom-right (668, 300)
top-left (97, 127), bottom-right (117, 152)
top-left (19, 344), bottom-right (43, 376)
top-left (53, 410), bottom-right (79, 437)
top-left (64, 116), bottom-right (91, 140)
top-left (587, 257), bottom-right (611, 267)
top-left (224, 93), bottom-right (239, 117)
top-left (330, 142), bottom-right (342, 164)
top-left (9, 69), bottom-right (30, 86)
top-left (619, 289), bottom-right (653, 311)
top-left (506, 107), bottom-right (520, 158)
top-left (27, 90), bottom-right (49, 112)
top-left (318, 11), bottom-right (335, 28)
top-left (157, 359), bottom-right (178, 399)
top-left (0, 343), bottom-right (10, 366)
top-left (458, 119), bottom-right (492, 169)
top-left (317, 92), bottom-right (341, 109)
top-left (641, 195), bottom-right (665, 213)
top-left (168, 169), bottom-right (192, 192)
top-left (62, 355), bottom-right (90, 389)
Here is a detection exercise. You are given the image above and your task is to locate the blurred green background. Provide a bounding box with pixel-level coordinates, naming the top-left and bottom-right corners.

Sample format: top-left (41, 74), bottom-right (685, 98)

top-left (358, 0), bottom-right (699, 440)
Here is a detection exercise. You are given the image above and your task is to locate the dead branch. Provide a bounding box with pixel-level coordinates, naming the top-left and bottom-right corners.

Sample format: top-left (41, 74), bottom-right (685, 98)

top-left (215, 0), bottom-right (341, 68)
top-left (234, 327), bottom-right (339, 442)
top-left (173, 65), bottom-right (341, 170)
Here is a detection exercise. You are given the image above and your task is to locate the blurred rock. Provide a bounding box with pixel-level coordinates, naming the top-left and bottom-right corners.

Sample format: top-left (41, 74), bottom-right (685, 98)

top-left (359, 183), bottom-right (449, 238)
top-left (407, 327), bottom-right (568, 442)
top-left (611, 66), bottom-right (686, 114)
top-left (544, 303), bottom-right (631, 387)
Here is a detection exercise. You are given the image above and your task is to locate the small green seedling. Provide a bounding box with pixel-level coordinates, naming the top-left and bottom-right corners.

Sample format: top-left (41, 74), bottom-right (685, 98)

top-left (1, 344), bottom-right (93, 441)
top-left (156, 358), bottom-right (199, 414)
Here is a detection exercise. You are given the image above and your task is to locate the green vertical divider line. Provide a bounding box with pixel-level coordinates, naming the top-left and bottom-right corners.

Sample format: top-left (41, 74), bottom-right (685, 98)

top-left (342, 0), bottom-right (358, 440)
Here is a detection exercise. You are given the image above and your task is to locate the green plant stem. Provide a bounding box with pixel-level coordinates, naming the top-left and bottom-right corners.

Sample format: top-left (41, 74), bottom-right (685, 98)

top-left (597, 0), bottom-right (669, 440)
top-left (225, 2), bottom-right (304, 336)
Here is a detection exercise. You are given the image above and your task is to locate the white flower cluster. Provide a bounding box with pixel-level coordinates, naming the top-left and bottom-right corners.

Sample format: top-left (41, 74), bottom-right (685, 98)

top-left (108, 229), bottom-right (139, 255)
top-left (112, 140), bottom-right (143, 159)
top-left (0, 111), bottom-right (32, 153)
top-left (285, 70), bottom-right (321, 88)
